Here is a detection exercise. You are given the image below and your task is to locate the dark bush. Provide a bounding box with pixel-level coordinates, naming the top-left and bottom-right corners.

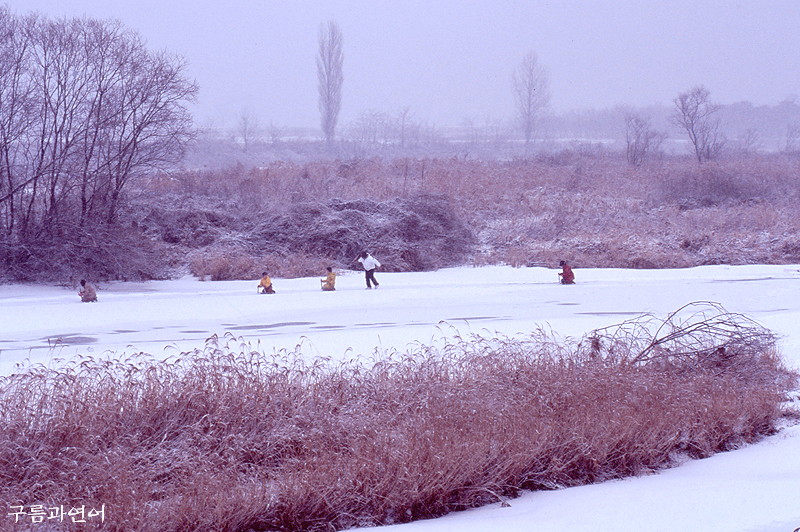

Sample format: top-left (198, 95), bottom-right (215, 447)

top-left (0, 223), bottom-right (173, 283)
top-left (140, 203), bottom-right (240, 248)
top-left (249, 194), bottom-right (475, 272)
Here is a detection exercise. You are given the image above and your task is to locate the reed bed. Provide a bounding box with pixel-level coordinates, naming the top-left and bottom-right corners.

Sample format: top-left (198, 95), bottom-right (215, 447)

top-left (0, 303), bottom-right (794, 531)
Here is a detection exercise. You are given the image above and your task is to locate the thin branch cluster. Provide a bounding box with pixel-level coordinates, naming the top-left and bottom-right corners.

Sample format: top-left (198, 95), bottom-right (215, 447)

top-left (0, 8), bottom-right (196, 276)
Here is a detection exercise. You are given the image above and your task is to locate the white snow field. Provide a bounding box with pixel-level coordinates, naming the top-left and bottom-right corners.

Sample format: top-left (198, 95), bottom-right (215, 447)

top-left (1, 264), bottom-right (799, 532)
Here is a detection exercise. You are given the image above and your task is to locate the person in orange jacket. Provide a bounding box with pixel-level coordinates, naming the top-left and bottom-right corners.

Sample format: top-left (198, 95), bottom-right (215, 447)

top-left (558, 260), bottom-right (575, 285)
top-left (257, 272), bottom-right (276, 294)
top-left (320, 266), bottom-right (336, 291)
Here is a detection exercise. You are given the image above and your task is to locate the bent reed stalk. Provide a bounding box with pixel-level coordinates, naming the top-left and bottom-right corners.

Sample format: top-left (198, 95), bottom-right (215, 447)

top-left (0, 304), bottom-right (795, 531)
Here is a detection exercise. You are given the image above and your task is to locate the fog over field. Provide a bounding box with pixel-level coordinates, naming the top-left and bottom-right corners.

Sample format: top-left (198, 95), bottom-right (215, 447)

top-left (5, 0), bottom-right (800, 129)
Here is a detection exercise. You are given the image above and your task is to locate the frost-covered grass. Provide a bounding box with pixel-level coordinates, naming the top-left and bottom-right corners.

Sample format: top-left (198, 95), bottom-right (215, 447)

top-left (5, 151), bottom-right (798, 282)
top-left (149, 152), bottom-right (800, 282)
top-left (0, 304), bottom-right (793, 531)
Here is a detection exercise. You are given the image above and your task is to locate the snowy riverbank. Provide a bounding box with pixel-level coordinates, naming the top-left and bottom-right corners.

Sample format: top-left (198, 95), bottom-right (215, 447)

top-left (2, 264), bottom-right (799, 531)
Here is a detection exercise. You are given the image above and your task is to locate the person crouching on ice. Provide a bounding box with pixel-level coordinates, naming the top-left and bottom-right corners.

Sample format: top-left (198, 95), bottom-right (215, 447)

top-left (257, 272), bottom-right (276, 294)
top-left (357, 251), bottom-right (381, 289)
top-left (320, 266), bottom-right (336, 291)
top-left (79, 279), bottom-right (98, 302)
top-left (558, 260), bottom-right (575, 285)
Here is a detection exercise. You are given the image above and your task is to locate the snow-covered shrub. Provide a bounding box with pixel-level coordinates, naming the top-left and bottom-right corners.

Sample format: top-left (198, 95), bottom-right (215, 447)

top-left (249, 194), bottom-right (475, 273)
top-left (0, 222), bottom-right (172, 283)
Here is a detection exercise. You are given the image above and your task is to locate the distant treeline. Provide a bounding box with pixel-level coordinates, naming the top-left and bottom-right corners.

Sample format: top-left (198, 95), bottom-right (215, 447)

top-left (195, 100), bottom-right (800, 170)
top-left (547, 100), bottom-right (800, 149)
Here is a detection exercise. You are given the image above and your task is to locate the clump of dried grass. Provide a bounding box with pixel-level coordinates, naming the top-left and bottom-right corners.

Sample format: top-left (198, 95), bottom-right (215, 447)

top-left (188, 248), bottom-right (331, 281)
top-left (0, 304), bottom-right (794, 531)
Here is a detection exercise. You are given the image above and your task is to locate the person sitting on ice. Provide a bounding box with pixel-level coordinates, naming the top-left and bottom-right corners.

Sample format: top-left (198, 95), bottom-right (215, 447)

top-left (257, 272), bottom-right (275, 294)
top-left (78, 279), bottom-right (98, 302)
top-left (558, 260), bottom-right (575, 285)
top-left (320, 266), bottom-right (336, 291)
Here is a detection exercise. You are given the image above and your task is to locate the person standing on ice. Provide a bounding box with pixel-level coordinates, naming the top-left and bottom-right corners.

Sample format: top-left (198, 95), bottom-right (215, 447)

top-left (78, 279), bottom-right (98, 302)
top-left (357, 251), bottom-right (381, 289)
top-left (320, 266), bottom-right (336, 291)
top-left (257, 272), bottom-right (276, 294)
top-left (558, 260), bottom-right (575, 284)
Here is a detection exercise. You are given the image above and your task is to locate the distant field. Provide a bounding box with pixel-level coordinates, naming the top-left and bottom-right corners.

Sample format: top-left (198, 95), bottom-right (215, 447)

top-left (144, 152), bottom-right (800, 280)
top-left (3, 151), bottom-right (800, 282)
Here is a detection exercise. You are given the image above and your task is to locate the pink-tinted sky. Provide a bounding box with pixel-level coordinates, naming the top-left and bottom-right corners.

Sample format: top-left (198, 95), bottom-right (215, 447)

top-left (4, 0), bottom-right (799, 128)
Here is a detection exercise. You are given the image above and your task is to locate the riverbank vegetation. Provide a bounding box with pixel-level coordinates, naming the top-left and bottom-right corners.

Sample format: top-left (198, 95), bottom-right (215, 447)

top-left (0, 304), bottom-right (795, 531)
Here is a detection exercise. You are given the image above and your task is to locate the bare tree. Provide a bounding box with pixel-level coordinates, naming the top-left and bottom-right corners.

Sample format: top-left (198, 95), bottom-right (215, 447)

top-left (237, 108), bottom-right (260, 153)
top-left (512, 52), bottom-right (550, 147)
top-left (672, 86), bottom-right (724, 162)
top-left (267, 122), bottom-right (285, 144)
top-left (736, 128), bottom-right (761, 154)
top-left (0, 10), bottom-right (196, 275)
top-left (395, 106), bottom-right (413, 148)
top-left (317, 21), bottom-right (343, 146)
top-left (624, 113), bottom-right (665, 166)
top-left (0, 8), bottom-right (36, 238)
top-left (785, 124), bottom-right (800, 153)
top-left (349, 109), bottom-right (389, 147)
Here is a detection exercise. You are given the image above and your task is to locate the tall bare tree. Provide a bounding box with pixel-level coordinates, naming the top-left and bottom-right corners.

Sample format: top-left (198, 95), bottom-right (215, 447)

top-left (672, 85), bottom-right (724, 162)
top-left (0, 8), bottom-right (36, 237)
top-left (317, 21), bottom-right (343, 146)
top-left (512, 51), bottom-right (550, 146)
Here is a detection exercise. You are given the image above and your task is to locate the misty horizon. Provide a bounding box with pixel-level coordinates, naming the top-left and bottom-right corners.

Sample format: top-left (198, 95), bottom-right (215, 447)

top-left (3, 0), bottom-right (800, 130)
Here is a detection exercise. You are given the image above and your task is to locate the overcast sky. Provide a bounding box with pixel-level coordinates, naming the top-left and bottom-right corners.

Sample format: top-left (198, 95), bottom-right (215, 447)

top-left (4, 0), bottom-right (800, 129)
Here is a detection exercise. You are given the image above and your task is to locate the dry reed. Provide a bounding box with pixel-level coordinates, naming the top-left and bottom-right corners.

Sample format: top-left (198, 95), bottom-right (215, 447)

top-left (0, 304), bottom-right (794, 531)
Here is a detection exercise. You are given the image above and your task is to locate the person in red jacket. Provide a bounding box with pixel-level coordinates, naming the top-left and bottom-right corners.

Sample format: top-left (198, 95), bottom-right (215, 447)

top-left (558, 260), bottom-right (575, 284)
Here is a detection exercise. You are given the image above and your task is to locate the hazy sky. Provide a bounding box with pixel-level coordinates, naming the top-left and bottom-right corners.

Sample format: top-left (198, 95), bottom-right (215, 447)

top-left (4, 1), bottom-right (800, 129)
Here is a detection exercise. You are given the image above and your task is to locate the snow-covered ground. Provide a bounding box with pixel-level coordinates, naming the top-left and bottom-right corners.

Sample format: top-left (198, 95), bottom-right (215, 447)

top-left (1, 264), bottom-right (799, 531)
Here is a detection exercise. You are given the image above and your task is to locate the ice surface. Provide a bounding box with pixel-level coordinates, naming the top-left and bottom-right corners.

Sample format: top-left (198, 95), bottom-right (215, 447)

top-left (2, 264), bottom-right (799, 531)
